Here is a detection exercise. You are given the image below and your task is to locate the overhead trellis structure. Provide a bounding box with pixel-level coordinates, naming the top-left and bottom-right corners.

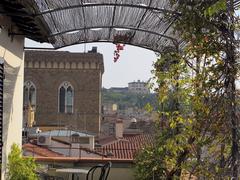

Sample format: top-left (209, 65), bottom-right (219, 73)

top-left (33, 0), bottom-right (181, 52)
top-left (1, 0), bottom-right (240, 52)
top-left (0, 0), bottom-right (182, 53)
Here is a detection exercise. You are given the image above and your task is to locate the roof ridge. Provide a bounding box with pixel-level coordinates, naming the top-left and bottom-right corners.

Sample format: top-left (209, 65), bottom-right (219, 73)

top-left (23, 143), bottom-right (64, 157)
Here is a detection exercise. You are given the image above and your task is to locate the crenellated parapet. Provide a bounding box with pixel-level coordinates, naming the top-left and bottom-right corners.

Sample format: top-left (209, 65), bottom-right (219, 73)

top-left (25, 50), bottom-right (104, 72)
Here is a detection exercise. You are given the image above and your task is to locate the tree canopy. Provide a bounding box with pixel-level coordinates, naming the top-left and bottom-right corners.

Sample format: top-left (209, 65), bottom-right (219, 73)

top-left (102, 89), bottom-right (158, 110)
top-left (135, 0), bottom-right (239, 179)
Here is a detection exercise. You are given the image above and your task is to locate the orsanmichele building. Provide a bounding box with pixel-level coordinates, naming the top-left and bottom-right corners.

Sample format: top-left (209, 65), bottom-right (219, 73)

top-left (24, 50), bottom-right (104, 135)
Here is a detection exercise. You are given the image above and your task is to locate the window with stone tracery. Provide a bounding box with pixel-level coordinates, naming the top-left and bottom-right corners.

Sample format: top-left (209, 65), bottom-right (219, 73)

top-left (24, 81), bottom-right (36, 110)
top-left (59, 82), bottom-right (74, 113)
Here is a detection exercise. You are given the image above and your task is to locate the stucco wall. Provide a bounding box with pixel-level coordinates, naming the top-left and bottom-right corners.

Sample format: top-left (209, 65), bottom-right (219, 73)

top-left (0, 16), bottom-right (24, 179)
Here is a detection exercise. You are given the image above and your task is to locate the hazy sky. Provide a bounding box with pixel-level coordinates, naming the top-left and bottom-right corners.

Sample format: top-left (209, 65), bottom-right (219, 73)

top-left (25, 39), bottom-right (157, 88)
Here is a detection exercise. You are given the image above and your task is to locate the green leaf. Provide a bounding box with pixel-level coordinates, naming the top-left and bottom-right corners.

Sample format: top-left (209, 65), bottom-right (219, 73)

top-left (204, 0), bottom-right (227, 17)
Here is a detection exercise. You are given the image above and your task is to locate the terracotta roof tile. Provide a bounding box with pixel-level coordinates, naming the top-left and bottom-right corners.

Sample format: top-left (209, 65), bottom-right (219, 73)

top-left (98, 136), bottom-right (118, 145)
top-left (23, 143), bottom-right (64, 157)
top-left (96, 134), bottom-right (153, 160)
top-left (23, 134), bottom-right (153, 161)
top-left (23, 140), bottom-right (107, 158)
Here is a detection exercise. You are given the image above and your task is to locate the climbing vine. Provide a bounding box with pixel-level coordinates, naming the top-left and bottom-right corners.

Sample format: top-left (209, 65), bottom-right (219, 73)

top-left (135, 0), bottom-right (239, 179)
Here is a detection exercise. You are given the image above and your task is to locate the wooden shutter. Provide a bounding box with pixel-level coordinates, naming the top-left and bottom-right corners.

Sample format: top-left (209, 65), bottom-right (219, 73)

top-left (0, 61), bottom-right (4, 164)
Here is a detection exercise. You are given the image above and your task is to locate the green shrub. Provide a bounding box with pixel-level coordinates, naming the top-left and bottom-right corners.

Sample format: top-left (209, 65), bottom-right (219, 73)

top-left (7, 143), bottom-right (38, 180)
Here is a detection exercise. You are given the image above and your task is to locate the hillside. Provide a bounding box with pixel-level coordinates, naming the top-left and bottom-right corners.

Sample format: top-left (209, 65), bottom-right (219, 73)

top-left (102, 89), bottom-right (158, 110)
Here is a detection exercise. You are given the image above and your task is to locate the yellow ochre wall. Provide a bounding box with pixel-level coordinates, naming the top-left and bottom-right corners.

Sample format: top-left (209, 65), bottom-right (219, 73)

top-left (0, 16), bottom-right (25, 179)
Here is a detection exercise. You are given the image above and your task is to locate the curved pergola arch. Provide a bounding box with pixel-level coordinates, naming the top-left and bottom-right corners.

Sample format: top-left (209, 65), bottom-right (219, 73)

top-left (1, 0), bottom-right (185, 53)
top-left (2, 0), bottom-right (240, 53)
top-left (33, 3), bottom-right (180, 17)
top-left (48, 26), bottom-right (178, 46)
top-left (18, 0), bottom-right (180, 53)
top-left (56, 40), bottom-right (172, 53)
top-left (49, 26), bottom-right (176, 40)
top-left (50, 34), bottom-right (177, 53)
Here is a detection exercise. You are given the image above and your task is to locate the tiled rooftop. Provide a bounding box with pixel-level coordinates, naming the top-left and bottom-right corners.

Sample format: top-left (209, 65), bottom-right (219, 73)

top-left (97, 134), bottom-right (153, 160)
top-left (31, 130), bottom-right (94, 137)
top-left (23, 143), bottom-right (64, 157)
top-left (23, 134), bottom-right (153, 161)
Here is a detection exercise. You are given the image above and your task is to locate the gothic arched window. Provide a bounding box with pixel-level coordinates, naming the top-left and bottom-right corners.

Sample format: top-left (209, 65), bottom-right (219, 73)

top-left (24, 81), bottom-right (36, 110)
top-left (59, 82), bottom-right (74, 113)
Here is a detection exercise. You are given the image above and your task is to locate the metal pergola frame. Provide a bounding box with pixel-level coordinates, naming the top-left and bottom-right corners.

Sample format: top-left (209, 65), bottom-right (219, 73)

top-left (48, 26), bottom-right (178, 43)
top-left (1, 0), bottom-right (240, 52)
top-left (33, 3), bottom-right (181, 17)
top-left (0, 0), bottom-right (182, 53)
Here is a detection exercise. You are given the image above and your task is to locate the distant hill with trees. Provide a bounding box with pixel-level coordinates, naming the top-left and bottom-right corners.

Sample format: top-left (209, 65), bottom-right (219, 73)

top-left (102, 88), bottom-right (158, 110)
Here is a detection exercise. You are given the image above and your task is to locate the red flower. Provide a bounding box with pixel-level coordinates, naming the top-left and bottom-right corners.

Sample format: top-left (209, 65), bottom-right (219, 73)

top-left (113, 43), bottom-right (125, 62)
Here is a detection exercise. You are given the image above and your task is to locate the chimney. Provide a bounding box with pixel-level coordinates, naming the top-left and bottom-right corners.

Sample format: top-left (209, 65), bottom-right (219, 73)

top-left (115, 119), bottom-right (123, 139)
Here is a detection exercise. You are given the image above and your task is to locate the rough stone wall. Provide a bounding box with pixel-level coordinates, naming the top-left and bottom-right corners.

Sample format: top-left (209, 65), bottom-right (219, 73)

top-left (24, 50), bottom-right (104, 134)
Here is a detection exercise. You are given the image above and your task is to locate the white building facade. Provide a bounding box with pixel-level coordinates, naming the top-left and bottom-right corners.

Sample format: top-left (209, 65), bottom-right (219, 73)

top-left (128, 80), bottom-right (149, 94)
